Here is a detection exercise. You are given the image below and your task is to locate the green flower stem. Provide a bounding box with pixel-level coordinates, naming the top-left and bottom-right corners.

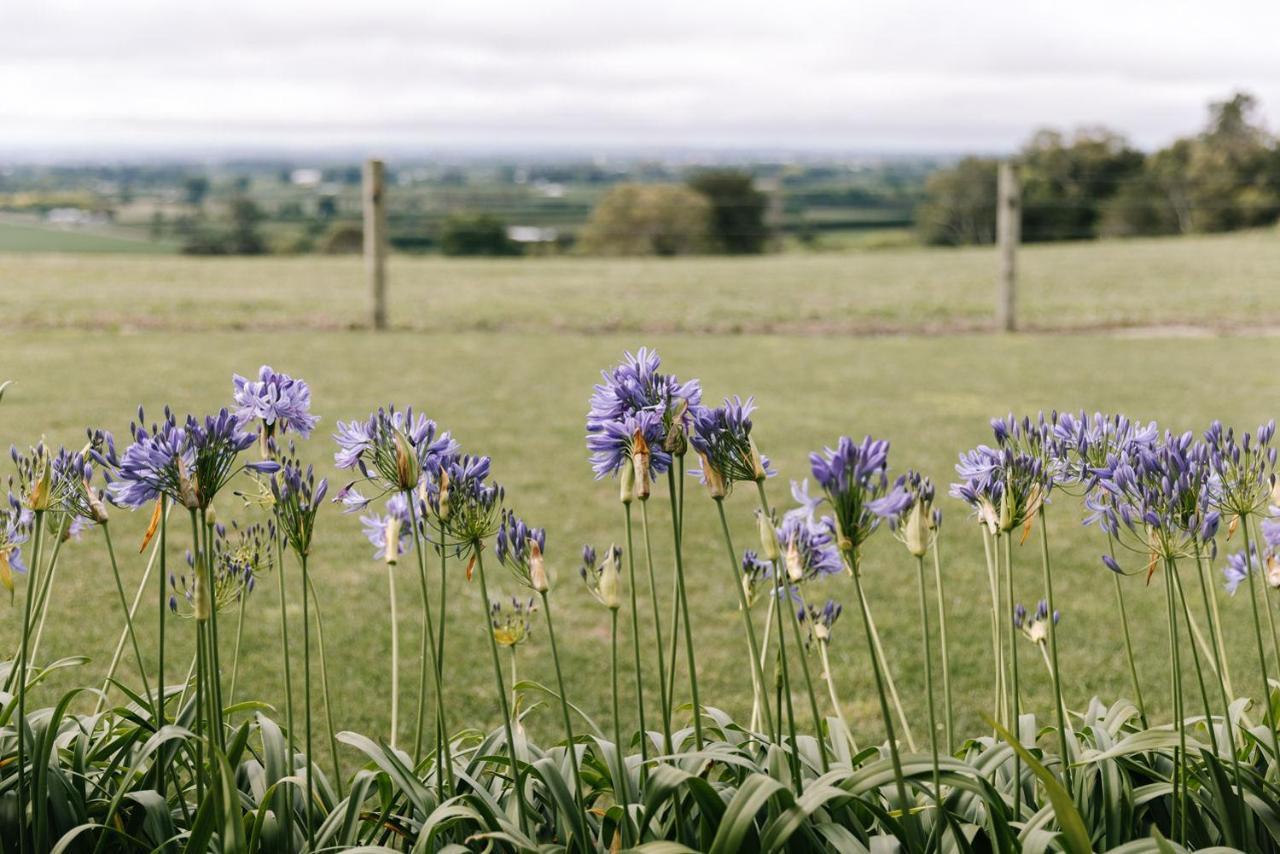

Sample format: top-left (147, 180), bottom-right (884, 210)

top-left (638, 499), bottom-right (675, 753)
top-left (198, 509), bottom-right (226, 750)
top-left (714, 497), bottom-right (776, 742)
top-left (1193, 543), bottom-right (1241, 754)
top-left (539, 591), bottom-right (590, 851)
top-left (229, 586), bottom-right (248, 707)
top-left (985, 529), bottom-right (1006, 727)
top-left (1003, 534), bottom-right (1022, 818)
top-left (1036, 509), bottom-right (1071, 791)
top-left (1199, 549), bottom-right (1236, 700)
top-left (1107, 533), bottom-right (1147, 728)
top-left (768, 553), bottom-right (802, 791)
top-left (816, 640), bottom-right (853, 751)
top-left (930, 538), bottom-right (954, 754)
top-left (25, 516), bottom-right (67, 668)
top-left (861, 579), bottom-right (917, 752)
top-left (386, 563), bottom-right (400, 750)
top-left (757, 481), bottom-right (827, 772)
top-left (301, 552), bottom-right (315, 851)
top-left (848, 549), bottom-right (911, 831)
top-left (1161, 558), bottom-right (1187, 843)
top-left (669, 470), bottom-right (703, 750)
top-left (473, 546), bottom-right (530, 833)
top-left (610, 608), bottom-right (633, 847)
top-left (622, 502), bottom-right (650, 774)
top-left (156, 501), bottom-right (168, 803)
top-left (1240, 516), bottom-right (1280, 774)
top-left (307, 573), bottom-right (345, 798)
top-left (273, 520), bottom-right (296, 753)
top-left (915, 554), bottom-right (942, 808)
top-left (95, 509), bottom-right (168, 716)
top-left (404, 493), bottom-right (448, 793)
top-left (435, 543), bottom-right (455, 791)
top-left (15, 508), bottom-right (45, 854)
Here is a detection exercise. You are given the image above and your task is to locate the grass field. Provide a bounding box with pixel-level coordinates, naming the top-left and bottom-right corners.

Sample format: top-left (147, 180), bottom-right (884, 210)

top-left (0, 215), bottom-right (178, 254)
top-left (3, 228), bottom-right (1279, 334)
top-left (3, 322), bottom-right (1279, 761)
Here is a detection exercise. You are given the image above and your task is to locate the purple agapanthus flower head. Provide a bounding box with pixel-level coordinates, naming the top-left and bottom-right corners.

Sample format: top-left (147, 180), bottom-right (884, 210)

top-left (1052, 411), bottom-right (1158, 493)
top-left (950, 443), bottom-right (1049, 536)
top-left (1091, 429), bottom-right (1213, 561)
top-left (585, 348), bottom-right (702, 478)
top-left (232, 365), bottom-right (320, 439)
top-left (0, 493), bottom-right (32, 595)
top-left (1204, 419), bottom-right (1277, 518)
top-left (740, 548), bottom-right (773, 607)
top-left (333, 406), bottom-right (458, 495)
top-left (496, 508), bottom-right (547, 589)
top-left (690, 396), bottom-right (775, 493)
top-left (427, 453), bottom-right (504, 550)
top-left (271, 454), bottom-right (327, 558)
top-left (809, 435), bottom-right (894, 553)
top-left (777, 481), bottom-right (843, 582)
top-left (870, 470), bottom-right (938, 557)
top-left (361, 493), bottom-right (412, 563)
top-left (107, 406), bottom-right (260, 511)
top-left (798, 599), bottom-right (842, 646)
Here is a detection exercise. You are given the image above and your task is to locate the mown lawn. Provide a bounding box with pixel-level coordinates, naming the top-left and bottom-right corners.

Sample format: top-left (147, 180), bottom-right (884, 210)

top-left (2, 328), bottom-right (1276, 757)
top-left (2, 228), bottom-right (1279, 333)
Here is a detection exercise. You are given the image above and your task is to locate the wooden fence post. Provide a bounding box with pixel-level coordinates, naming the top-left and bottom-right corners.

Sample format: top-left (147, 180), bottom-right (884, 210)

top-left (364, 159), bottom-right (388, 331)
top-left (996, 160), bottom-right (1020, 333)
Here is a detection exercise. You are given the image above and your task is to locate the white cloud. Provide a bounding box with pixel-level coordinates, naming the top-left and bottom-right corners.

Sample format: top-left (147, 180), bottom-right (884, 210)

top-left (2, 0), bottom-right (1279, 155)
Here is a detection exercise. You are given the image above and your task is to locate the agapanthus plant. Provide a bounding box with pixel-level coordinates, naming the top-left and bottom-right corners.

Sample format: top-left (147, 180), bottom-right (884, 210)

top-left (870, 470), bottom-right (940, 558)
top-left (690, 396), bottom-right (774, 495)
top-left (495, 509), bottom-right (548, 591)
top-left (333, 406), bottom-right (457, 497)
top-left (809, 435), bottom-right (896, 555)
top-left (233, 365), bottom-right (319, 441)
top-left (1204, 419), bottom-right (1277, 520)
top-left (360, 493), bottom-right (412, 563)
top-left (170, 536), bottom-right (255, 618)
top-left (1052, 411), bottom-right (1158, 495)
top-left (0, 495), bottom-right (31, 596)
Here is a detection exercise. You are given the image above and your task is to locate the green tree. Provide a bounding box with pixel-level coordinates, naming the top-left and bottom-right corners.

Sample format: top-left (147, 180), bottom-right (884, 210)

top-left (1018, 127), bottom-right (1145, 241)
top-left (184, 176), bottom-right (210, 207)
top-left (915, 157), bottom-right (998, 246)
top-left (687, 169), bottom-right (770, 253)
top-left (440, 214), bottom-right (520, 257)
top-left (227, 197), bottom-right (268, 255)
top-left (579, 184), bottom-right (712, 256)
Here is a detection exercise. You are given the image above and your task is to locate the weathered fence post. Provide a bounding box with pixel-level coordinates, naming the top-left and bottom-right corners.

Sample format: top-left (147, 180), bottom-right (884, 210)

top-left (996, 160), bottom-right (1020, 333)
top-left (364, 159), bottom-right (388, 330)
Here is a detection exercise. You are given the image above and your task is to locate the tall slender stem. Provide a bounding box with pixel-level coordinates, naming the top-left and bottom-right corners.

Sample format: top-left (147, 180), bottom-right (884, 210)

top-left (198, 509), bottom-right (226, 749)
top-left (273, 523), bottom-right (295, 753)
top-left (436, 543), bottom-right (454, 791)
top-left (817, 641), bottom-right (853, 751)
top-left (1107, 533), bottom-right (1147, 727)
top-left (863, 582), bottom-right (917, 751)
top-left (1162, 557), bottom-right (1186, 843)
top-left (714, 498), bottom-right (776, 741)
top-left (638, 500), bottom-right (674, 752)
top-left (670, 470), bottom-right (703, 749)
top-left (1036, 509), bottom-right (1071, 790)
top-left (849, 550), bottom-right (911, 830)
top-left (95, 511), bottom-right (166, 716)
top-left (1192, 541), bottom-right (1245, 821)
top-left (986, 529), bottom-right (1006, 727)
top-left (621, 503), bottom-right (650, 772)
top-left (539, 591), bottom-right (588, 849)
top-left (306, 573), bottom-right (345, 798)
top-left (404, 493), bottom-right (447, 793)
top-left (1003, 533), bottom-right (1022, 817)
top-left (1241, 516), bottom-right (1280, 772)
top-left (916, 554), bottom-right (942, 809)
top-left (610, 608), bottom-right (633, 847)
top-left (15, 510), bottom-right (45, 854)
top-left (156, 501), bottom-right (168, 803)
top-left (473, 546), bottom-right (530, 832)
top-left (229, 586), bottom-right (248, 707)
top-left (386, 563), bottom-right (400, 749)
top-left (26, 518), bottom-right (66, 667)
top-left (101, 523), bottom-right (154, 713)
top-left (930, 539), bottom-right (954, 754)
top-left (301, 552), bottom-right (315, 850)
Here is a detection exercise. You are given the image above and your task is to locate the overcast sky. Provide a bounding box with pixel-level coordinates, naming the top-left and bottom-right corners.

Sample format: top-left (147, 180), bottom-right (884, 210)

top-left (4, 0), bottom-right (1279, 158)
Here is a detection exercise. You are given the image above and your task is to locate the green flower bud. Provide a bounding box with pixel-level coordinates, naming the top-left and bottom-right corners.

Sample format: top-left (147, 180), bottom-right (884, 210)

top-left (758, 511), bottom-right (781, 563)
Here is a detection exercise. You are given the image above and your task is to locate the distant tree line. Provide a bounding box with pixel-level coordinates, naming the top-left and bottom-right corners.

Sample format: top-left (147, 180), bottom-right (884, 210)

top-left (918, 92), bottom-right (1280, 245)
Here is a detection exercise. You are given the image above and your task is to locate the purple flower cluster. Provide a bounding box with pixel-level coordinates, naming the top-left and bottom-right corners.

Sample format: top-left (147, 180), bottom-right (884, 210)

top-left (585, 348), bottom-right (701, 480)
top-left (333, 406), bottom-right (457, 495)
top-left (777, 482), bottom-right (843, 582)
top-left (871, 470), bottom-right (941, 557)
top-left (232, 365), bottom-right (319, 439)
top-left (106, 407), bottom-right (267, 511)
top-left (1204, 419), bottom-right (1277, 517)
top-left (809, 435), bottom-right (894, 553)
top-left (799, 599), bottom-right (843, 645)
top-left (690, 396), bottom-right (774, 491)
top-left (496, 509), bottom-right (547, 587)
top-left (429, 453), bottom-right (504, 549)
top-left (271, 455), bottom-right (327, 558)
top-left (1051, 411), bottom-right (1158, 493)
top-left (360, 493), bottom-right (412, 562)
top-left (0, 494), bottom-right (32, 592)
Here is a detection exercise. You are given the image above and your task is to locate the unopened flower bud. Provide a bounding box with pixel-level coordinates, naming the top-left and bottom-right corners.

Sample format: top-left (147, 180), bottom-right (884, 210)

top-left (437, 469), bottom-right (451, 521)
top-left (394, 431), bottom-right (419, 491)
top-left (529, 539), bottom-right (549, 593)
top-left (600, 547), bottom-right (622, 610)
top-left (204, 505), bottom-right (218, 527)
top-left (749, 437), bottom-right (767, 482)
top-left (86, 484), bottom-right (110, 524)
top-left (664, 401), bottom-right (689, 456)
top-left (700, 453), bottom-right (726, 499)
top-left (27, 451), bottom-right (51, 511)
top-left (632, 430), bottom-right (651, 501)
top-left (903, 501), bottom-right (929, 557)
top-left (383, 516), bottom-right (402, 565)
top-left (1028, 621), bottom-right (1047, 644)
top-left (176, 457), bottom-right (199, 509)
top-left (619, 461), bottom-right (636, 505)
top-left (1268, 555), bottom-right (1280, 589)
top-left (785, 536), bottom-right (803, 582)
top-left (758, 512), bottom-right (781, 563)
top-left (193, 568), bottom-right (211, 621)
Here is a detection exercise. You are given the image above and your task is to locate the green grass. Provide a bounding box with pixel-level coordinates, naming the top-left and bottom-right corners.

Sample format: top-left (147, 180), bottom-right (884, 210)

top-left (0, 216), bottom-right (177, 254)
top-left (2, 327), bottom-right (1277, 758)
top-left (2, 228), bottom-right (1278, 333)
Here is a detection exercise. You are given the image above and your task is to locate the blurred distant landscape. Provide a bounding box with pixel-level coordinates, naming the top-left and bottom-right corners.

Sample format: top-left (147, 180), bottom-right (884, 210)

top-left (4, 92), bottom-right (1277, 259)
